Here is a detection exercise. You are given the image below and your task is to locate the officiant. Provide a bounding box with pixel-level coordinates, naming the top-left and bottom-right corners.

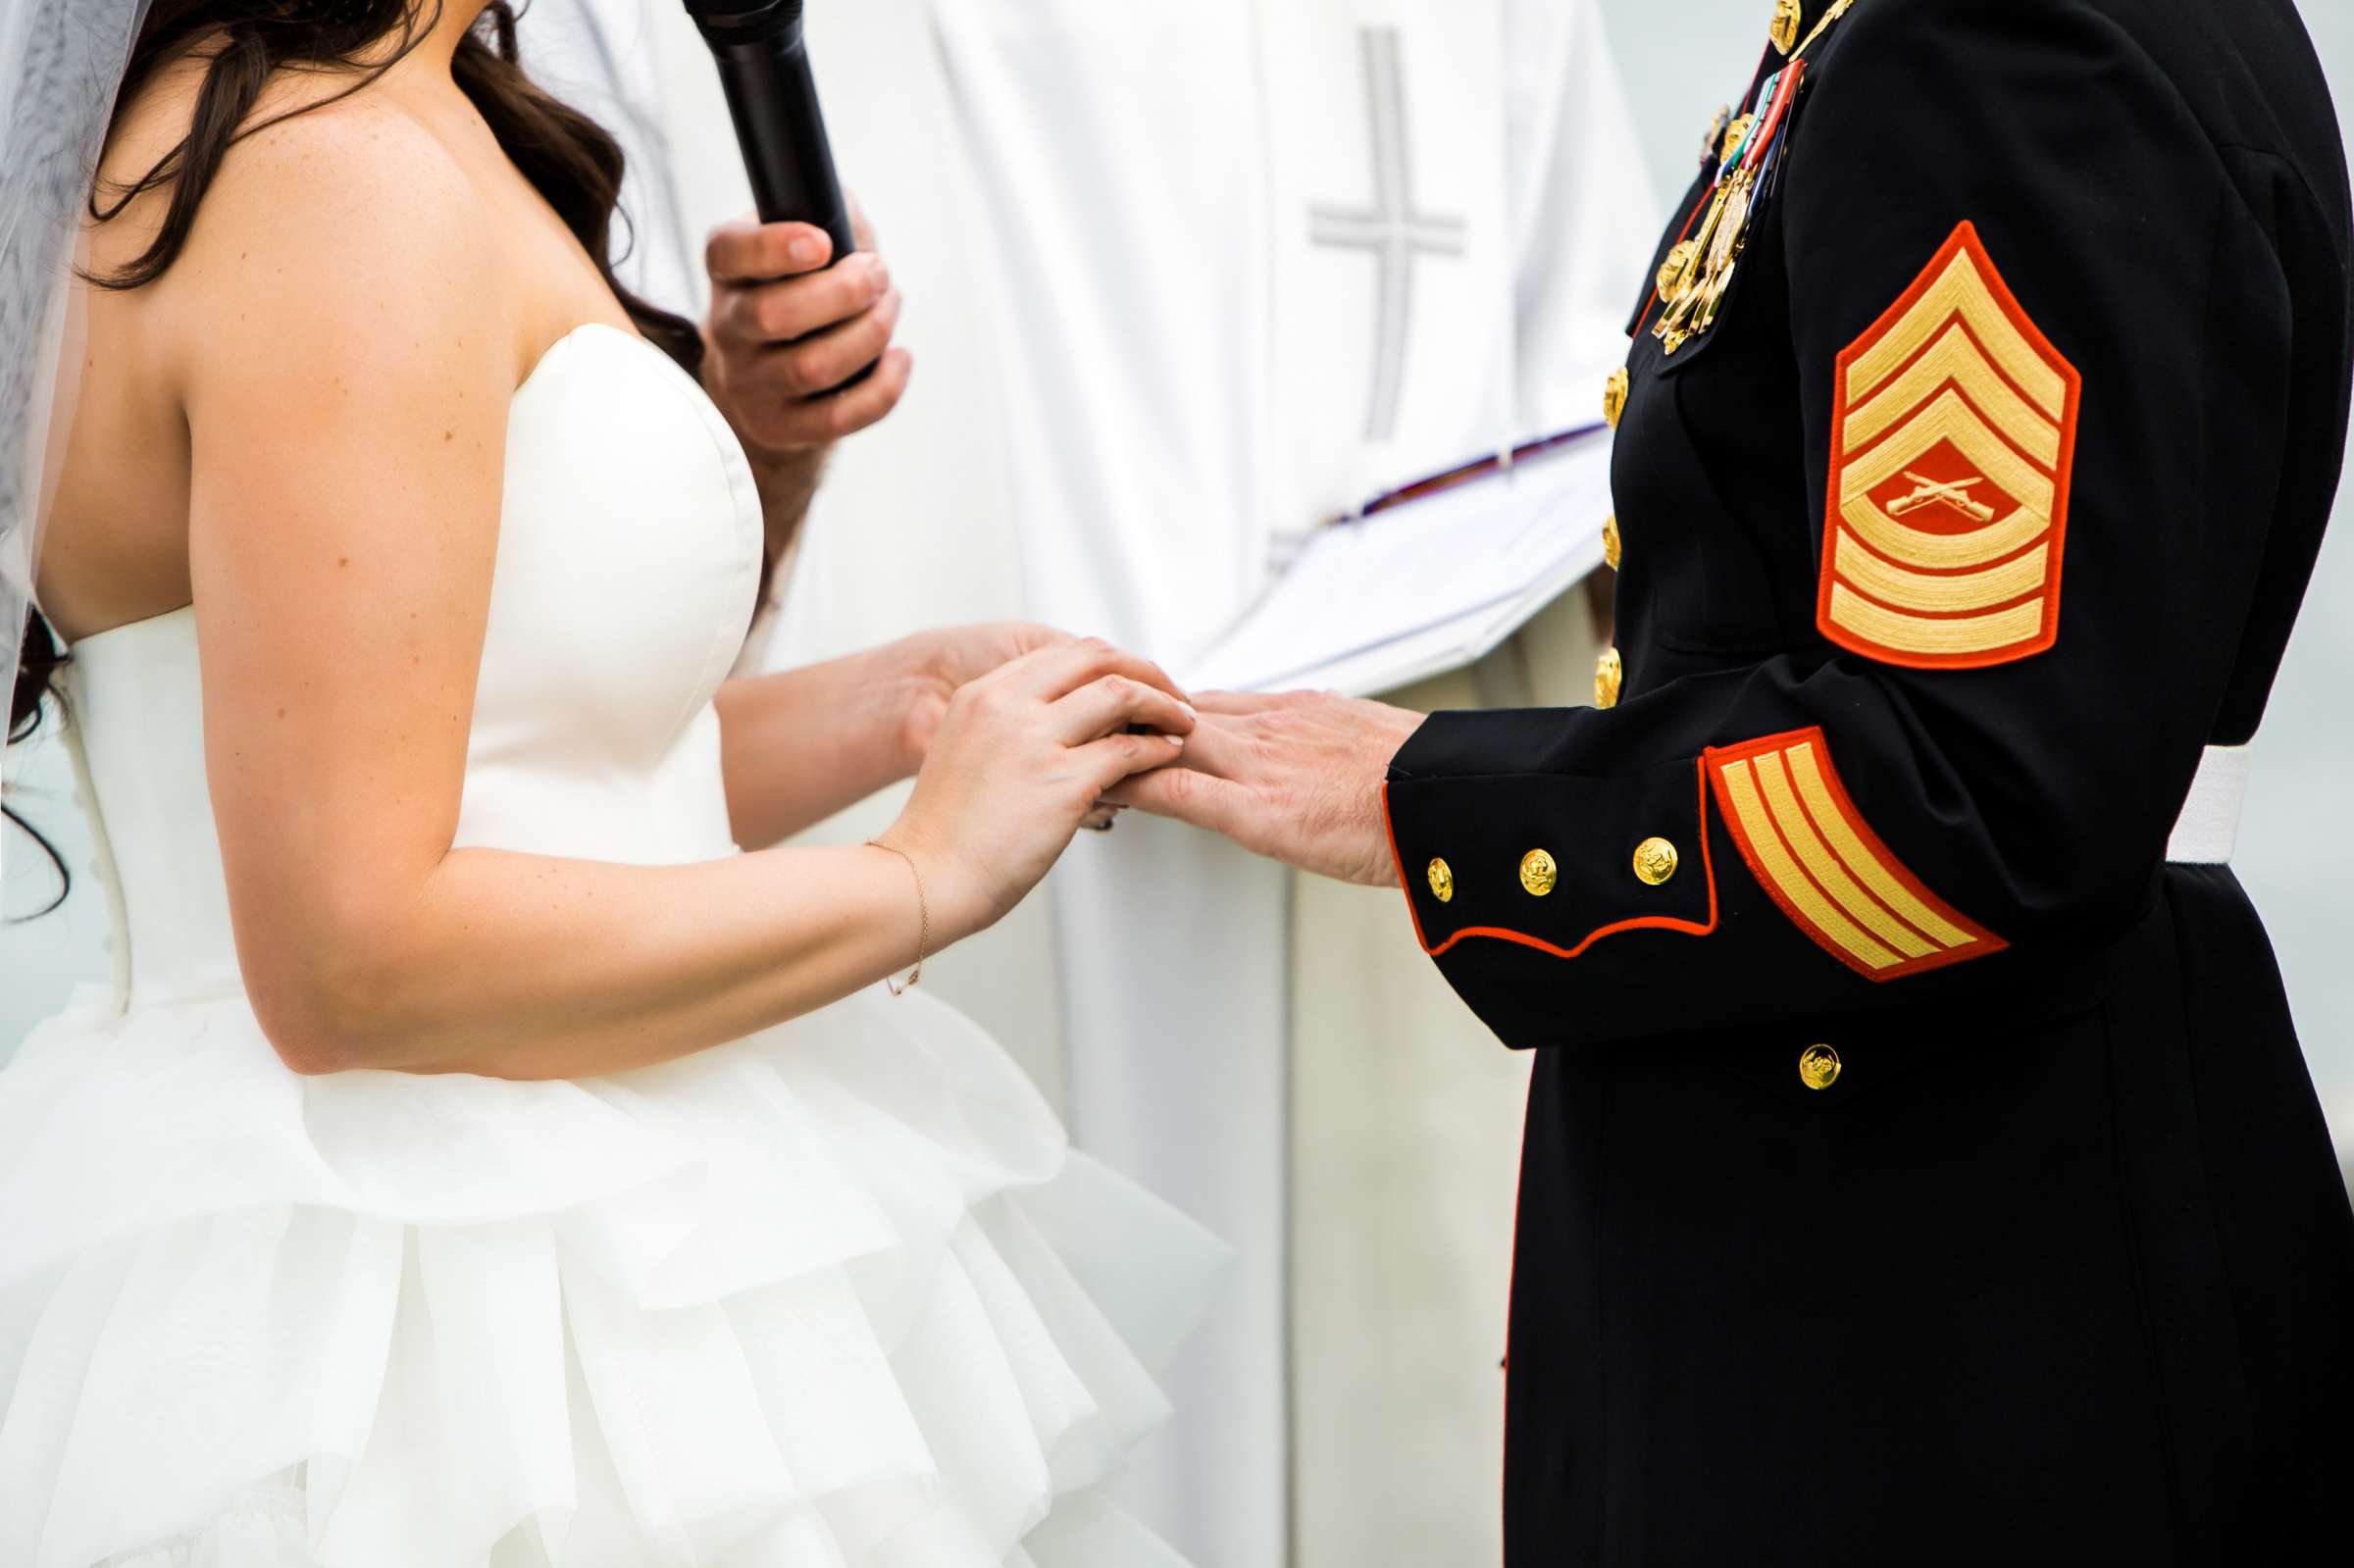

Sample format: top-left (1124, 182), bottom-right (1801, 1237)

top-left (534, 0), bottom-right (1660, 1560)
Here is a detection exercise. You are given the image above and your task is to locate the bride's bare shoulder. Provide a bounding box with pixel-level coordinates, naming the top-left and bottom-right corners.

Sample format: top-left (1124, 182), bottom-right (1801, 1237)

top-left (96, 60), bottom-right (504, 367)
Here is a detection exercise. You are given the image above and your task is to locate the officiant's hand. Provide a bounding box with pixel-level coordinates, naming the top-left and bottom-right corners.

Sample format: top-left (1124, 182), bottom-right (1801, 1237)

top-left (1104, 691), bottom-right (1425, 886)
top-left (702, 196), bottom-right (911, 455)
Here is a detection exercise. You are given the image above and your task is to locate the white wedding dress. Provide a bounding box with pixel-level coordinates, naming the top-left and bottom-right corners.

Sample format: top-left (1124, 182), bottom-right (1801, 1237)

top-left (0, 325), bottom-right (1221, 1568)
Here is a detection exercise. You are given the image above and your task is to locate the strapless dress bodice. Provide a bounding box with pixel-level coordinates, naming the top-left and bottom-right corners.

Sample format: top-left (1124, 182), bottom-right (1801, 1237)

top-left (63, 325), bottom-right (762, 1010)
top-left (3, 322), bottom-right (1217, 1568)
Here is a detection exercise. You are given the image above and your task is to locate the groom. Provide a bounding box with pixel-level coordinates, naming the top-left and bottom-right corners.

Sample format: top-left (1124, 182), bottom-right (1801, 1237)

top-left (1104, 0), bottom-right (2354, 1554)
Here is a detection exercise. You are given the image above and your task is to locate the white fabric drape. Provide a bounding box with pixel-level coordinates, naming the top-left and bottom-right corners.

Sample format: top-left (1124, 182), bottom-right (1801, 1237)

top-left (917, 7), bottom-right (1657, 1564)
top-left (614, 4), bottom-right (1657, 1560)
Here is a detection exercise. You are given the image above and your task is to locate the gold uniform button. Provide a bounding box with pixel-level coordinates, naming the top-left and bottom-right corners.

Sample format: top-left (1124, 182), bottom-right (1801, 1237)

top-left (1603, 513), bottom-right (1622, 571)
top-left (1427, 858), bottom-right (1456, 904)
top-left (1799, 1044), bottom-right (1842, 1091)
top-left (1769, 0), bottom-right (1803, 55)
top-left (1603, 367), bottom-right (1630, 430)
top-left (1633, 837), bottom-right (1679, 886)
top-left (1594, 646), bottom-right (1623, 710)
top-left (1656, 241), bottom-right (1700, 303)
top-left (1519, 849), bottom-right (1559, 898)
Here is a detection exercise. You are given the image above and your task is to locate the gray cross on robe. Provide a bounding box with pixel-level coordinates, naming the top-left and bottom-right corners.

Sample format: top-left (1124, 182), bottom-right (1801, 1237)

top-left (1309, 27), bottom-right (1469, 443)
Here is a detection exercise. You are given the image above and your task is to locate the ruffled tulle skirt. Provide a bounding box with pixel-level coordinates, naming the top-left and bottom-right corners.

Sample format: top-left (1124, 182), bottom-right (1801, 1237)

top-left (0, 983), bottom-right (1223, 1568)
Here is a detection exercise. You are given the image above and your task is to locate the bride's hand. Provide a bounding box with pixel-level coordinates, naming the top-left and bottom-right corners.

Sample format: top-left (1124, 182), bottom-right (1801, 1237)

top-left (881, 641), bottom-right (1194, 938)
top-left (896, 622), bottom-right (1074, 767)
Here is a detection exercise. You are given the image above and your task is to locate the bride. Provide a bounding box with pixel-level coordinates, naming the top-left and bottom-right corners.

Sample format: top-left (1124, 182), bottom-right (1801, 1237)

top-left (0, 3), bottom-right (1220, 1564)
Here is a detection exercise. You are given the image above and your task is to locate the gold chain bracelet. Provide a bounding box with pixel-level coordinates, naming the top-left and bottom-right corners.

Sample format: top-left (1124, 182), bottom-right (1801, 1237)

top-left (867, 840), bottom-right (929, 995)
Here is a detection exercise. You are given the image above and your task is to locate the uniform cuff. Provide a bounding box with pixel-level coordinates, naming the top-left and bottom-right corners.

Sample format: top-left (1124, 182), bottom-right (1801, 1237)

top-left (1383, 746), bottom-right (1717, 961)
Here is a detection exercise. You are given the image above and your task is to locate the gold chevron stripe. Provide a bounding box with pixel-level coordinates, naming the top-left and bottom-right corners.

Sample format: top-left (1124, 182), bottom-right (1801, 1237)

top-left (1752, 751), bottom-right (1938, 959)
top-left (1718, 758), bottom-right (1902, 972)
top-left (1841, 388), bottom-right (2056, 516)
top-left (1826, 583), bottom-right (2049, 661)
top-left (1844, 321), bottom-right (2061, 465)
top-left (1840, 494), bottom-right (2050, 571)
top-left (1785, 742), bottom-right (1977, 949)
top-left (1830, 531), bottom-right (2052, 614)
top-left (1845, 245), bottom-right (2070, 418)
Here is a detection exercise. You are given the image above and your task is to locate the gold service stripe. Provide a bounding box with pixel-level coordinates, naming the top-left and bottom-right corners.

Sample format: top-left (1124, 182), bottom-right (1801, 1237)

top-left (1785, 742), bottom-right (1977, 948)
top-left (1719, 758), bottom-right (1902, 971)
top-left (1753, 751), bottom-right (1939, 959)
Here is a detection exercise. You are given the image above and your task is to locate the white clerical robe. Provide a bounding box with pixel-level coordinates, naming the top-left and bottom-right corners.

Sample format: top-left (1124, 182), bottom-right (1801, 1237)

top-left (559, 5), bottom-right (1655, 1562)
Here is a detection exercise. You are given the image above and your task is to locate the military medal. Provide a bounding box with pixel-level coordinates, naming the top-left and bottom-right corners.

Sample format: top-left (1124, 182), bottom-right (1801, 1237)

top-left (1699, 105), bottom-right (1733, 169)
top-left (1654, 0), bottom-right (1864, 355)
top-left (1652, 68), bottom-right (1792, 354)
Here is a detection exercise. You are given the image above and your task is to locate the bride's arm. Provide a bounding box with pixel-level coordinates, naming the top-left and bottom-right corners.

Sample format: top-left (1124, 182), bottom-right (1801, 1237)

top-left (714, 623), bottom-right (1062, 850)
top-left (713, 646), bottom-right (945, 850)
top-left (176, 113), bottom-right (1184, 1082)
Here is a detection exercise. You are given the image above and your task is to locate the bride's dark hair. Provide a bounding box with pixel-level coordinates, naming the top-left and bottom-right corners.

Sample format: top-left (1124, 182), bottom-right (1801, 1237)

top-left (5, 614), bottom-right (74, 918)
top-left (88, 0), bottom-right (702, 362)
top-left (8, 0), bottom-right (708, 912)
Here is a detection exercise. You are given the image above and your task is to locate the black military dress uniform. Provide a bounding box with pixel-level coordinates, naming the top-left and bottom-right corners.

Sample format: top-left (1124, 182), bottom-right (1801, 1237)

top-left (1380, 0), bottom-right (2354, 1560)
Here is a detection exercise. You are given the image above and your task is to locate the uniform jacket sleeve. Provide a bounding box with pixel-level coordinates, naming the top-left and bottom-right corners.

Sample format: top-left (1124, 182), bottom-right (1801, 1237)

top-left (1383, 0), bottom-right (2311, 1046)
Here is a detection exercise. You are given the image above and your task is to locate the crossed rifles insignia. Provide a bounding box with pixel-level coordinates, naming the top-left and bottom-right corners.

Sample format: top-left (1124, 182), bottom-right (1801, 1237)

top-left (1888, 471), bottom-right (1997, 525)
top-left (1817, 222), bottom-right (2083, 670)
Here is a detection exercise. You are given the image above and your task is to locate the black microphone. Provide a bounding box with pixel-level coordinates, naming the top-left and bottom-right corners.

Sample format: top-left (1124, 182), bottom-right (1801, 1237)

top-left (682, 1), bottom-right (857, 267)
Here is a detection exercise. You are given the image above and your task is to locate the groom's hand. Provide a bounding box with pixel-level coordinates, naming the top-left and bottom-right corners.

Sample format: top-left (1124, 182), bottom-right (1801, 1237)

top-left (1104, 691), bottom-right (1424, 886)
